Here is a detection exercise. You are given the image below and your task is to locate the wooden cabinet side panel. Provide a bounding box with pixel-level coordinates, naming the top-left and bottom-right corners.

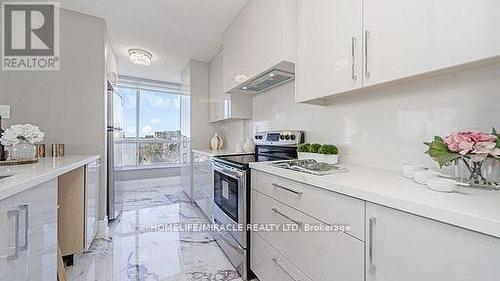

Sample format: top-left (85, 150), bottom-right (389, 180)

top-left (58, 167), bottom-right (85, 256)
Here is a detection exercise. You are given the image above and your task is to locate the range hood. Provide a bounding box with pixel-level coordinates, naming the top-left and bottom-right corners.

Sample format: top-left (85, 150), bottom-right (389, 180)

top-left (235, 61), bottom-right (295, 94)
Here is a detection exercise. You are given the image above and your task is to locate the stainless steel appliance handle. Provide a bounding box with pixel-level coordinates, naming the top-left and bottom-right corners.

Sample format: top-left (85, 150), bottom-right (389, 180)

top-left (369, 217), bottom-right (376, 273)
top-left (272, 257), bottom-right (300, 281)
top-left (272, 183), bottom-right (302, 195)
top-left (0, 209), bottom-right (20, 261)
top-left (213, 218), bottom-right (244, 254)
top-left (272, 208), bottom-right (302, 225)
top-left (212, 161), bottom-right (244, 179)
top-left (364, 30), bottom-right (371, 78)
top-left (351, 37), bottom-right (357, 81)
top-left (18, 205), bottom-right (28, 251)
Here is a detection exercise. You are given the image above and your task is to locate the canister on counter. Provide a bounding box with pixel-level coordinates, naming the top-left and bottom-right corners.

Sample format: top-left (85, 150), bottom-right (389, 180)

top-left (35, 144), bottom-right (46, 158)
top-left (51, 144), bottom-right (65, 157)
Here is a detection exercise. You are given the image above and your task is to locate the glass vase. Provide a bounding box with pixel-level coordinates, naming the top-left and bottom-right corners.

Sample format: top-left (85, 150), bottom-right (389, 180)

top-left (12, 139), bottom-right (36, 160)
top-left (454, 158), bottom-right (500, 190)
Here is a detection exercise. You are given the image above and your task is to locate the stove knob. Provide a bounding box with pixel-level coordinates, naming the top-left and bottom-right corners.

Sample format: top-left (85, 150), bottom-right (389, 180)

top-left (255, 135), bottom-right (259, 140)
top-left (290, 134), bottom-right (296, 140)
top-left (258, 135), bottom-right (263, 140)
top-left (279, 135), bottom-right (285, 140)
top-left (285, 135), bottom-right (290, 140)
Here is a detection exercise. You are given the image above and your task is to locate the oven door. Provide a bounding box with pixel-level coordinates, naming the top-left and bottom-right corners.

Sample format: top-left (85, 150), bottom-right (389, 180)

top-left (212, 160), bottom-right (247, 247)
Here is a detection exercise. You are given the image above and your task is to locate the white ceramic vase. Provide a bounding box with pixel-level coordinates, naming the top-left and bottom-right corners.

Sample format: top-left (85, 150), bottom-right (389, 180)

top-left (210, 133), bottom-right (224, 150)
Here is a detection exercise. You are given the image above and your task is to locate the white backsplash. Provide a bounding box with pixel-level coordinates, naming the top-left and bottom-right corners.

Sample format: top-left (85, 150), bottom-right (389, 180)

top-left (219, 64), bottom-right (500, 171)
top-left (217, 119), bottom-right (248, 152)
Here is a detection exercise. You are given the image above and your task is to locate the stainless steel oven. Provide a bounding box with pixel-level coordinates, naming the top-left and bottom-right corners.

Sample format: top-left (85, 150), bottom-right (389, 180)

top-left (212, 160), bottom-right (248, 278)
top-left (212, 130), bottom-right (303, 280)
top-left (212, 161), bottom-right (247, 246)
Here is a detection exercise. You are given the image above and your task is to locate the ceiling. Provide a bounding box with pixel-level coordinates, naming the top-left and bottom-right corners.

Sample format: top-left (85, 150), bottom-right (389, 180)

top-left (59, 0), bottom-right (247, 83)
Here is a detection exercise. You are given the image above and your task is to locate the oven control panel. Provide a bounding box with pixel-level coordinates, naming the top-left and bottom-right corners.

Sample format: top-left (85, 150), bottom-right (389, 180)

top-left (254, 130), bottom-right (304, 146)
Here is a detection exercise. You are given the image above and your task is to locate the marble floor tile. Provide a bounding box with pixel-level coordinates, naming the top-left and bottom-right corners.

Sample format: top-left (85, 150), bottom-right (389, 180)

top-left (66, 178), bottom-right (243, 281)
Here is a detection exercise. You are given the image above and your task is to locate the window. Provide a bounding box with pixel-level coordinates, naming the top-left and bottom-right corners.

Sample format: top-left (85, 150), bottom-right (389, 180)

top-left (116, 85), bottom-right (188, 168)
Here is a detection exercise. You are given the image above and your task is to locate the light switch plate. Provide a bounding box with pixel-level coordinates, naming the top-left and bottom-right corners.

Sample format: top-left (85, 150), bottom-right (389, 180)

top-left (0, 105), bottom-right (11, 119)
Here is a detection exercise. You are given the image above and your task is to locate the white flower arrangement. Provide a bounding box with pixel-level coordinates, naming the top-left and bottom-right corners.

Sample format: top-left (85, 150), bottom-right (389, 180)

top-left (0, 124), bottom-right (45, 146)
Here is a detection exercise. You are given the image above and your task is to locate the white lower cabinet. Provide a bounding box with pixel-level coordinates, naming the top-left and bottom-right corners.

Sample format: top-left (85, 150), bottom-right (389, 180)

top-left (0, 179), bottom-right (58, 281)
top-left (192, 152), bottom-right (214, 219)
top-left (251, 231), bottom-right (311, 281)
top-left (366, 202), bottom-right (500, 281)
top-left (251, 189), bottom-right (364, 281)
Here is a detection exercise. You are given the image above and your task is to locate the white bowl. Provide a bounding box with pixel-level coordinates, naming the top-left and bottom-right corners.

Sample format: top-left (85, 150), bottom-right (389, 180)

top-left (413, 170), bottom-right (440, 185)
top-left (426, 177), bottom-right (468, 192)
top-left (401, 164), bottom-right (427, 179)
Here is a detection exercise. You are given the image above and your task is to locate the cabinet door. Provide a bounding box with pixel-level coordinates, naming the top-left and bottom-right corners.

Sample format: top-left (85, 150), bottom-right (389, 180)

top-left (296, 0), bottom-right (362, 103)
top-left (363, 0), bottom-right (500, 86)
top-left (208, 50), bottom-right (223, 123)
top-left (252, 190), bottom-right (364, 281)
top-left (192, 153), bottom-right (213, 219)
top-left (0, 179), bottom-right (57, 281)
top-left (223, 0), bottom-right (297, 92)
top-left (366, 203), bottom-right (500, 281)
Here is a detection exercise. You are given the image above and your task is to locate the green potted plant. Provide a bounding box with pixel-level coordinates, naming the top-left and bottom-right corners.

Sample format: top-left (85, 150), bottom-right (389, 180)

top-left (297, 143), bottom-right (339, 164)
top-left (317, 144), bottom-right (339, 164)
top-left (297, 143), bottom-right (314, 160)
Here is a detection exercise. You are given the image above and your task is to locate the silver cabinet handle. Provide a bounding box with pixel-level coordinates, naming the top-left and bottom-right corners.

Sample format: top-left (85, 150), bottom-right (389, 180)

top-left (364, 30), bottom-right (371, 78)
top-left (369, 217), bottom-right (376, 273)
top-left (272, 183), bottom-right (302, 195)
top-left (351, 37), bottom-right (358, 81)
top-left (272, 208), bottom-right (302, 226)
top-left (272, 257), bottom-right (300, 281)
top-left (18, 205), bottom-right (28, 251)
top-left (0, 209), bottom-right (20, 261)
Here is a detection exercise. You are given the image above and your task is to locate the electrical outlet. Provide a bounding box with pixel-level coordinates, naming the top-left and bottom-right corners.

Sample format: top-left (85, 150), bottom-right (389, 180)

top-left (0, 105), bottom-right (11, 119)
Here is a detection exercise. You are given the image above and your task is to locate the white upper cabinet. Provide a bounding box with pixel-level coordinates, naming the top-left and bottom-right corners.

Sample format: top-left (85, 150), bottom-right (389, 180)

top-left (105, 39), bottom-right (118, 85)
top-left (363, 0), bottom-right (500, 86)
top-left (222, 0), bottom-right (297, 93)
top-left (209, 50), bottom-right (224, 122)
top-left (296, 0), bottom-right (363, 103)
top-left (366, 203), bottom-right (500, 281)
top-left (209, 49), bottom-right (252, 122)
top-left (297, 0), bottom-right (500, 103)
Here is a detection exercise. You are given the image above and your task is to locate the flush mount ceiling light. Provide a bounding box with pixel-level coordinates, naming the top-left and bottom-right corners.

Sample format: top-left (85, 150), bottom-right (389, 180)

top-left (234, 73), bottom-right (250, 83)
top-left (128, 48), bottom-right (152, 66)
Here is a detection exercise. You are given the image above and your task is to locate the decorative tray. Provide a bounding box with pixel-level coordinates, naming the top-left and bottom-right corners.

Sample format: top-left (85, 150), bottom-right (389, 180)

top-left (0, 158), bottom-right (39, 166)
top-left (271, 159), bottom-right (347, 176)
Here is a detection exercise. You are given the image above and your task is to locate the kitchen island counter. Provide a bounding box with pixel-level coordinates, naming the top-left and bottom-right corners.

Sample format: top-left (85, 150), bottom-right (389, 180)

top-left (0, 155), bottom-right (100, 201)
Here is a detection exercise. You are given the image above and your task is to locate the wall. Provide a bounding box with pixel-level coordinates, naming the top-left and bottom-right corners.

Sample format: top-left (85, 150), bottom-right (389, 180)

top-left (217, 119), bottom-right (248, 151)
top-left (224, 64), bottom-right (500, 171)
top-left (0, 9), bottom-right (108, 218)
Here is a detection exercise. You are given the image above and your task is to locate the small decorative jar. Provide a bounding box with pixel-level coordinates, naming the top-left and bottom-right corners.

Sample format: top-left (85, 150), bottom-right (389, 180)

top-left (12, 138), bottom-right (36, 160)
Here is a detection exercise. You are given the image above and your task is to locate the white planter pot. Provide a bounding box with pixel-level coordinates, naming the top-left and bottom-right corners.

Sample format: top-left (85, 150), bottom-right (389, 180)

top-left (316, 154), bottom-right (339, 164)
top-left (298, 152), bottom-right (339, 165)
top-left (298, 152), bottom-right (316, 160)
top-left (298, 152), bottom-right (338, 164)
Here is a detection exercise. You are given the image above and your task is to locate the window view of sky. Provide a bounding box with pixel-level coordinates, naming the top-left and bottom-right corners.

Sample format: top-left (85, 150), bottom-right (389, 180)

top-left (118, 87), bottom-right (181, 138)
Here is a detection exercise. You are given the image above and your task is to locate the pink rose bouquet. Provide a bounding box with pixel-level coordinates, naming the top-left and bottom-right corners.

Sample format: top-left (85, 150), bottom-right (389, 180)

top-left (425, 128), bottom-right (500, 167)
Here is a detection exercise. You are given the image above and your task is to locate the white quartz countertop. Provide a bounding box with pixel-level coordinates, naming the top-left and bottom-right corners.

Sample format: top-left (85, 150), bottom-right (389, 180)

top-left (0, 155), bottom-right (100, 201)
top-left (250, 162), bottom-right (500, 238)
top-left (192, 149), bottom-right (253, 157)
